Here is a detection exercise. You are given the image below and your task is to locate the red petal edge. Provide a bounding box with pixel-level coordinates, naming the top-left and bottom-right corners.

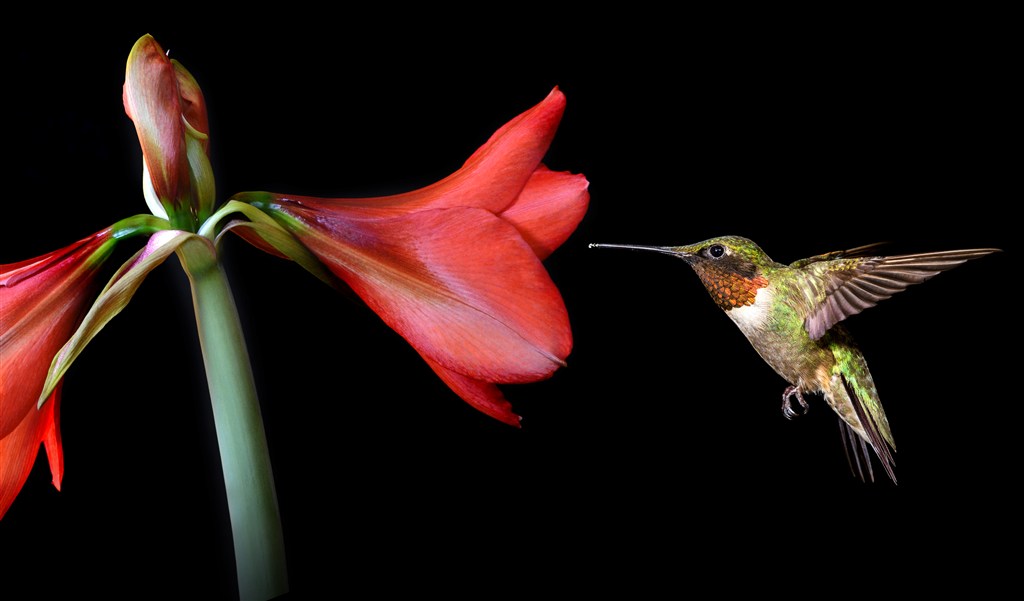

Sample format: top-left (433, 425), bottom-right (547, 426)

top-left (0, 387), bottom-right (62, 520)
top-left (420, 353), bottom-right (522, 427)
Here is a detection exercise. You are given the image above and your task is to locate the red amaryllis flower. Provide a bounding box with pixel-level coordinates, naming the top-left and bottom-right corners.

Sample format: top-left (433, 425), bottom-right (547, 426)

top-left (233, 88), bottom-right (588, 426)
top-left (1, 230), bottom-right (113, 518)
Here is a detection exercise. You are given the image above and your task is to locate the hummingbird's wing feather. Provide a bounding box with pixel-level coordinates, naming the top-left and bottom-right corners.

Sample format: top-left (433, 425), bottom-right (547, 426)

top-left (788, 242), bottom-right (889, 269)
top-left (799, 249), bottom-right (999, 340)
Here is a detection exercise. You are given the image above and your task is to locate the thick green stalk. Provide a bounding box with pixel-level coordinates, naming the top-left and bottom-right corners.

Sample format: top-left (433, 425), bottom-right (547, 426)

top-left (179, 243), bottom-right (287, 600)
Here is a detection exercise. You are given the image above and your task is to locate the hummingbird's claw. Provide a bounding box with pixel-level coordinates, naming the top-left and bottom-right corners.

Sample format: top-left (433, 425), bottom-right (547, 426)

top-left (782, 385), bottom-right (809, 420)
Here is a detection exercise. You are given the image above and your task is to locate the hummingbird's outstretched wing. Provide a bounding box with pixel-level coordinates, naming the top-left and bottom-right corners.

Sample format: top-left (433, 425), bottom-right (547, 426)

top-left (793, 248), bottom-right (1000, 340)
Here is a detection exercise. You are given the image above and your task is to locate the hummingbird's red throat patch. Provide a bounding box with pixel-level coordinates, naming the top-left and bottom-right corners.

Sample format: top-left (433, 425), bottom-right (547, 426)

top-left (697, 266), bottom-right (769, 310)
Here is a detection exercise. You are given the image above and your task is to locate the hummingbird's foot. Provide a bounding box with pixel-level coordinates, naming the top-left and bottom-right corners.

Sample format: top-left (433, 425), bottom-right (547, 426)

top-left (782, 385), bottom-right (809, 420)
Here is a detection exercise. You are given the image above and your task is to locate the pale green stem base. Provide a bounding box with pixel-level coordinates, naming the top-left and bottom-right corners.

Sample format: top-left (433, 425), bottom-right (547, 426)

top-left (181, 249), bottom-right (288, 600)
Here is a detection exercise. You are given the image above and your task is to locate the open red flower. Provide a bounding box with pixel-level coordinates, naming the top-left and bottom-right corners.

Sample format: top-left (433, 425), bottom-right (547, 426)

top-left (1, 230), bottom-right (113, 518)
top-left (233, 88), bottom-right (588, 425)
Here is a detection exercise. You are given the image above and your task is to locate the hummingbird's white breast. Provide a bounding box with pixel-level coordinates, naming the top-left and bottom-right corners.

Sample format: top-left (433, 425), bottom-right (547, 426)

top-left (725, 286), bottom-right (774, 336)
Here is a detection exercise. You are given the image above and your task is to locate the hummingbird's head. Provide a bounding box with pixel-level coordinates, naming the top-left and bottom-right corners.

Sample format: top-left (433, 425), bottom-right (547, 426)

top-left (590, 235), bottom-right (774, 310)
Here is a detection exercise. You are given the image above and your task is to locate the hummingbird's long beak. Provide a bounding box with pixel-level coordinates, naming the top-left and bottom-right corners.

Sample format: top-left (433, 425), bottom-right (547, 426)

top-left (589, 243), bottom-right (692, 259)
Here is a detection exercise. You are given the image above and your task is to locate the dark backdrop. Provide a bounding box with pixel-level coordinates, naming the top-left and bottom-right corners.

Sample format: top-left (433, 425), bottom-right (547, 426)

top-left (2, 16), bottom-right (1015, 598)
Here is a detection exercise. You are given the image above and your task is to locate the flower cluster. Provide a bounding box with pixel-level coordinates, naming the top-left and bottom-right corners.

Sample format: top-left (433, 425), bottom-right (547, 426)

top-left (1, 32), bottom-right (588, 546)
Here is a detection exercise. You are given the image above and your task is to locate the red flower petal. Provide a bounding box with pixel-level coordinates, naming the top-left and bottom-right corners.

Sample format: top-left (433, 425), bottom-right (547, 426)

top-left (0, 388), bottom-right (62, 520)
top-left (419, 353), bottom-right (522, 427)
top-left (1, 232), bottom-right (110, 518)
top-left (1, 231), bottom-right (110, 439)
top-left (274, 87), bottom-right (567, 218)
top-left (173, 60), bottom-right (209, 151)
top-left (290, 204), bottom-right (572, 382)
top-left (231, 89), bottom-right (587, 426)
top-left (500, 165), bottom-right (590, 260)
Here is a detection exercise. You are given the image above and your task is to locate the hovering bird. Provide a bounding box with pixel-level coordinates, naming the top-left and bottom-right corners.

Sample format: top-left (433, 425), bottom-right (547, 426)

top-left (590, 236), bottom-right (999, 483)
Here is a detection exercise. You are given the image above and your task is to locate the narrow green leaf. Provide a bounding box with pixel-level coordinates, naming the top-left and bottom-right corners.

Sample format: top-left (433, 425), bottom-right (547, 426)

top-left (202, 199), bottom-right (339, 288)
top-left (38, 230), bottom-right (214, 406)
top-left (220, 219), bottom-right (338, 288)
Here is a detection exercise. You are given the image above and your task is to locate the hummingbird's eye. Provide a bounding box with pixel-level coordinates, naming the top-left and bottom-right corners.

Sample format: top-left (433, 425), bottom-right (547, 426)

top-left (708, 244), bottom-right (726, 258)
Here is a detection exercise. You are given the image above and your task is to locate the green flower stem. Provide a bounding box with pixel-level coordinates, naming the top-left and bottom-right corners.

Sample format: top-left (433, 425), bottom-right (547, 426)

top-left (179, 241), bottom-right (287, 601)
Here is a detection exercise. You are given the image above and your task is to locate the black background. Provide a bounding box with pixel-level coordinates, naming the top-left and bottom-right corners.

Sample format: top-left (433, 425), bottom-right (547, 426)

top-left (2, 14), bottom-right (1016, 598)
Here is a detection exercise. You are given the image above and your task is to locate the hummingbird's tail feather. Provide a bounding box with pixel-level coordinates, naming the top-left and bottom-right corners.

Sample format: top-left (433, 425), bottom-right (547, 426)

top-left (840, 373), bottom-right (897, 484)
top-left (839, 418), bottom-right (875, 482)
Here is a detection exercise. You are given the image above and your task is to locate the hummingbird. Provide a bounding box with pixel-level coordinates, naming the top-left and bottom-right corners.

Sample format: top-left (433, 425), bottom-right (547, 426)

top-left (590, 236), bottom-right (1000, 483)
